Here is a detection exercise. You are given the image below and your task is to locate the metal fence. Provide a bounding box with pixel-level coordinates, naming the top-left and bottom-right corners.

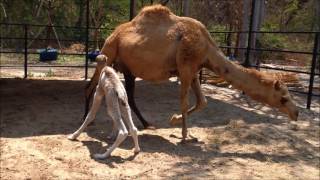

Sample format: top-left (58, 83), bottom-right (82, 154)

top-left (1, 23), bottom-right (112, 79)
top-left (0, 0), bottom-right (319, 109)
top-left (205, 30), bottom-right (319, 109)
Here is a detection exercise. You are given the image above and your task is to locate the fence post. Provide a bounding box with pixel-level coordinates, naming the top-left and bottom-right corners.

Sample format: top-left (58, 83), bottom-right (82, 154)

top-left (130, 0), bottom-right (136, 20)
top-left (306, 32), bottom-right (319, 109)
top-left (244, 0), bottom-right (256, 67)
top-left (199, 69), bottom-right (203, 84)
top-left (24, 24), bottom-right (28, 79)
top-left (85, 0), bottom-right (89, 80)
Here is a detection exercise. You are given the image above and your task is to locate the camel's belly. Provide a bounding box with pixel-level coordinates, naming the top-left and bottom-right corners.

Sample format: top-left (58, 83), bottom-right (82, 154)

top-left (119, 34), bottom-right (178, 82)
top-left (127, 60), bottom-right (176, 82)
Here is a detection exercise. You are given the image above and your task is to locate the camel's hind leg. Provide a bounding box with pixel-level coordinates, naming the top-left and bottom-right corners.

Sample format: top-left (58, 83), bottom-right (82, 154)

top-left (171, 37), bottom-right (205, 142)
top-left (179, 77), bottom-right (192, 142)
top-left (124, 71), bottom-right (153, 129)
top-left (68, 86), bottom-right (104, 140)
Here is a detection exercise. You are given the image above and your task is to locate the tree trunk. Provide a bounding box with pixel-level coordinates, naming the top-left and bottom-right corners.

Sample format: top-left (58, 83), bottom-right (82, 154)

top-left (130, 0), bottom-right (137, 20)
top-left (315, 0), bottom-right (320, 70)
top-left (46, 1), bottom-right (53, 47)
top-left (315, 0), bottom-right (320, 31)
top-left (250, 0), bottom-right (265, 66)
top-left (76, 0), bottom-right (85, 27)
top-left (226, 2), bottom-right (233, 56)
top-left (182, 0), bottom-right (190, 16)
top-left (237, 0), bottom-right (250, 63)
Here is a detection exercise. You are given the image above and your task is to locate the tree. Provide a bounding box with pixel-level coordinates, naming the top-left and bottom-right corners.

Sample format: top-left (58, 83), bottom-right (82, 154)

top-left (89, 0), bottom-right (106, 49)
top-left (237, 0), bottom-right (250, 63)
top-left (182, 0), bottom-right (190, 16)
top-left (251, 0), bottom-right (266, 66)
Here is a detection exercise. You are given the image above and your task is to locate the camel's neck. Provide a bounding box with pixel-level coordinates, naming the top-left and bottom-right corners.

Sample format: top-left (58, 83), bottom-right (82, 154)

top-left (205, 47), bottom-right (273, 104)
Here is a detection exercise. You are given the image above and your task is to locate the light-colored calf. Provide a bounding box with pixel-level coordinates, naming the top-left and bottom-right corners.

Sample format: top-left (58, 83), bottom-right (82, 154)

top-left (68, 61), bottom-right (140, 159)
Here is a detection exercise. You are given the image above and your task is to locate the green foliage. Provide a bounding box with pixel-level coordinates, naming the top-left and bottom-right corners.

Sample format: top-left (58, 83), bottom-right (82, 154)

top-left (1, 0), bottom-right (316, 63)
top-left (27, 72), bottom-right (34, 77)
top-left (45, 69), bottom-right (55, 77)
top-left (284, 0), bottom-right (299, 15)
top-left (208, 25), bottom-right (228, 45)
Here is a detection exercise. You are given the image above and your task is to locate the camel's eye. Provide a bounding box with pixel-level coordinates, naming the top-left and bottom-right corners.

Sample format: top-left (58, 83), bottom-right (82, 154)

top-left (280, 97), bottom-right (288, 105)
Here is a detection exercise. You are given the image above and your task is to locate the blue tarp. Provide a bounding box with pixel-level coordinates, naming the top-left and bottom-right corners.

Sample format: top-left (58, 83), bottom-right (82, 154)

top-left (88, 50), bottom-right (100, 62)
top-left (39, 48), bottom-right (58, 61)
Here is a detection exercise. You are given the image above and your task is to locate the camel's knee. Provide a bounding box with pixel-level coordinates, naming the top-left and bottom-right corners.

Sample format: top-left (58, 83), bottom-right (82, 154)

top-left (117, 129), bottom-right (128, 141)
top-left (129, 127), bottom-right (138, 136)
top-left (198, 97), bottom-right (207, 110)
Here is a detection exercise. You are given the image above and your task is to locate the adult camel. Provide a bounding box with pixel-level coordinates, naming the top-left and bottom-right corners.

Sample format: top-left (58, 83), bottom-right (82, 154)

top-left (85, 5), bottom-right (299, 142)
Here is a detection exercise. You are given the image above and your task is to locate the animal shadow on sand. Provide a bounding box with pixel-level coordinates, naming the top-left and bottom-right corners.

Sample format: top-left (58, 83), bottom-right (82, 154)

top-left (1, 79), bottom-right (318, 168)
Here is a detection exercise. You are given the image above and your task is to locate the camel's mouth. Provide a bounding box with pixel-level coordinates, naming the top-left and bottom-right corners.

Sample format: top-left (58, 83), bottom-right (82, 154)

top-left (289, 110), bottom-right (299, 121)
top-left (281, 107), bottom-right (299, 121)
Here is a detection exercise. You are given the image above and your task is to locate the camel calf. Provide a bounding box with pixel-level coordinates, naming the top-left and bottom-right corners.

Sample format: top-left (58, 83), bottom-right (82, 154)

top-left (68, 59), bottom-right (140, 159)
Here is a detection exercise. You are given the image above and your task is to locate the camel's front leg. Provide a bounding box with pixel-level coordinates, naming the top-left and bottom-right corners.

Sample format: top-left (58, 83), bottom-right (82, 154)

top-left (170, 76), bottom-right (207, 126)
top-left (68, 87), bottom-right (104, 140)
top-left (177, 77), bottom-right (192, 142)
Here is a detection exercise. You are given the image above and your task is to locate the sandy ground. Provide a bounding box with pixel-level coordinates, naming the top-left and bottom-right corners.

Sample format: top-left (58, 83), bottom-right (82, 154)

top-left (0, 77), bottom-right (319, 179)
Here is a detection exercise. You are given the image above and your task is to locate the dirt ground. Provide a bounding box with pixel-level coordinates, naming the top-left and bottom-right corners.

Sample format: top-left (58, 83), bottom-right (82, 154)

top-left (0, 77), bottom-right (319, 179)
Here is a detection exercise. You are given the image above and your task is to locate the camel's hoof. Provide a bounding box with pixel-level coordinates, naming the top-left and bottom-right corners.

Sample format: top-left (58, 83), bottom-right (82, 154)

top-left (67, 134), bottom-right (77, 141)
top-left (169, 134), bottom-right (180, 139)
top-left (134, 147), bottom-right (141, 154)
top-left (93, 153), bottom-right (108, 160)
top-left (169, 114), bottom-right (182, 126)
top-left (106, 135), bottom-right (116, 142)
top-left (145, 125), bottom-right (156, 130)
top-left (88, 121), bottom-right (95, 126)
top-left (179, 138), bottom-right (198, 144)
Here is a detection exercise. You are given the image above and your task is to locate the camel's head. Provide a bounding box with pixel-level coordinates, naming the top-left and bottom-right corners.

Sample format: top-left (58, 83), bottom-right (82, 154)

top-left (269, 80), bottom-right (299, 121)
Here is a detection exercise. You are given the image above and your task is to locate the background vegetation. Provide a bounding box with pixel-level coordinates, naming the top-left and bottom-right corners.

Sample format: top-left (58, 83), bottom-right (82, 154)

top-left (1, 0), bottom-right (319, 65)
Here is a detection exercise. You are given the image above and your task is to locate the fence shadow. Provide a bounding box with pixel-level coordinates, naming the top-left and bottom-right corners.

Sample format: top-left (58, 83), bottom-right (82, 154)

top-left (1, 78), bottom-right (285, 138)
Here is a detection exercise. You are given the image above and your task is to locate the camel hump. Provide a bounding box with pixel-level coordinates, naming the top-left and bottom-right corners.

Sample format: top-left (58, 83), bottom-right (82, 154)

top-left (139, 4), bottom-right (171, 17)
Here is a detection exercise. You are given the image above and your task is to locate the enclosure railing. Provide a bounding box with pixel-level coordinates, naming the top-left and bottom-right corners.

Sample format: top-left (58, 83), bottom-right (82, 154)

top-left (0, 22), bottom-right (319, 109)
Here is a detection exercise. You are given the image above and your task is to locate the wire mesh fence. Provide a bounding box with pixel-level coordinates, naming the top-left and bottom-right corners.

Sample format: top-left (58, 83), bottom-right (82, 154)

top-left (0, 0), bottom-right (319, 109)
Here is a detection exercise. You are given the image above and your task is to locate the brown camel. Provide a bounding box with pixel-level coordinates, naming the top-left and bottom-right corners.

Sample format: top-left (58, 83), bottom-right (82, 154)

top-left (86, 5), bottom-right (299, 142)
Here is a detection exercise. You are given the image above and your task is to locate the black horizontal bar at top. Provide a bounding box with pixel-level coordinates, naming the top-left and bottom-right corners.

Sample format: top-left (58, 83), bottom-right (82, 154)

top-left (252, 65), bottom-right (320, 76)
top-left (289, 89), bottom-right (320, 97)
top-left (0, 51), bottom-right (86, 56)
top-left (1, 37), bottom-right (106, 43)
top-left (1, 23), bottom-right (318, 34)
top-left (0, 65), bottom-right (96, 68)
top-left (0, 23), bottom-right (114, 30)
top-left (218, 46), bottom-right (318, 55)
top-left (209, 30), bottom-right (320, 34)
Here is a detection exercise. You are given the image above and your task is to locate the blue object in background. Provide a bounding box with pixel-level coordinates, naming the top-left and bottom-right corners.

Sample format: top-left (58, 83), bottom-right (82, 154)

top-left (39, 48), bottom-right (58, 61)
top-left (227, 54), bottom-right (236, 61)
top-left (88, 50), bottom-right (100, 62)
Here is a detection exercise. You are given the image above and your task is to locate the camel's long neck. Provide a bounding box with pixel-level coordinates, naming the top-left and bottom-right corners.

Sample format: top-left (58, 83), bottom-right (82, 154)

top-left (205, 46), bottom-right (272, 104)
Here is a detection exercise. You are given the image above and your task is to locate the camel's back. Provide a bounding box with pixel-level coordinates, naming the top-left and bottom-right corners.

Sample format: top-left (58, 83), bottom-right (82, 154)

top-left (106, 5), bottom-right (211, 82)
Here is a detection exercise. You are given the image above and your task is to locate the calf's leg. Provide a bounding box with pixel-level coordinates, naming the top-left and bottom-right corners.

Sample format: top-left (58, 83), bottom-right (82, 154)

top-left (120, 100), bottom-right (140, 153)
top-left (68, 86), bottom-right (104, 140)
top-left (93, 90), bottom-right (128, 159)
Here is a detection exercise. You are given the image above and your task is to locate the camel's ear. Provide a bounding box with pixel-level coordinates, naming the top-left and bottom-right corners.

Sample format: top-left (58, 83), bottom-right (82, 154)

top-left (274, 80), bottom-right (281, 91)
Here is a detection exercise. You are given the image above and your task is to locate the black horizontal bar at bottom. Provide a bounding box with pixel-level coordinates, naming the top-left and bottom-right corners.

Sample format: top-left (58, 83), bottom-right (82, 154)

top-left (0, 65), bottom-right (96, 68)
